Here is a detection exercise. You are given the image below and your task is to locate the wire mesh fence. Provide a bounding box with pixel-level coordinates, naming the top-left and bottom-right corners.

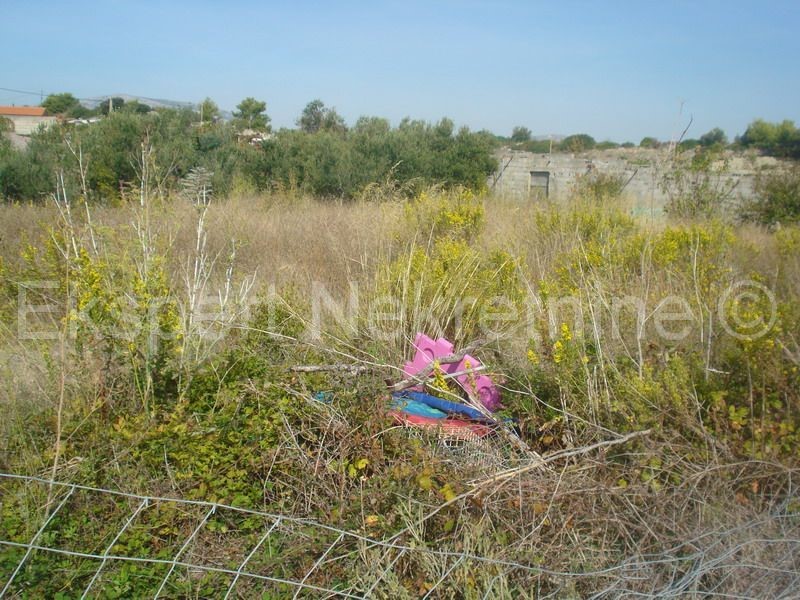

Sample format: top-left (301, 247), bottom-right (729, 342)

top-left (0, 472), bottom-right (545, 598)
top-left (1, 472), bottom-right (798, 598)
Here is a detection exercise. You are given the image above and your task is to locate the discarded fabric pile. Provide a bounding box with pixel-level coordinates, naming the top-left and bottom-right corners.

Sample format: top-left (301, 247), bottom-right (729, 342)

top-left (388, 333), bottom-right (503, 441)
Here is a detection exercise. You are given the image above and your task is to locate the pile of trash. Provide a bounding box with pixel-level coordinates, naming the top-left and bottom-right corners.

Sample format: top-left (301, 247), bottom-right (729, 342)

top-left (388, 333), bottom-right (504, 443)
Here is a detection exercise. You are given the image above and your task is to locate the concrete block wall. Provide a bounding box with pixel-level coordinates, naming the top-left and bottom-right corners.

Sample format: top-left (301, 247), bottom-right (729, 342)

top-left (488, 149), bottom-right (772, 217)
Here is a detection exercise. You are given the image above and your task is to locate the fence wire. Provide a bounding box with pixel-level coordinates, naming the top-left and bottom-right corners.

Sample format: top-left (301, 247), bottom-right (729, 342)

top-left (0, 472), bottom-right (543, 598)
top-left (1, 472), bottom-right (798, 598)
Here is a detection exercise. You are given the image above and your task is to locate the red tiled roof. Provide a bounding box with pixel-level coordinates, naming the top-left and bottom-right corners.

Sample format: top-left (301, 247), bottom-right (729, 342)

top-left (0, 106), bottom-right (47, 117)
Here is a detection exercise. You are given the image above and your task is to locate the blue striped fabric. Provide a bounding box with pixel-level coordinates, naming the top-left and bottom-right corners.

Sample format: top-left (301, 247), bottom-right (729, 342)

top-left (392, 390), bottom-right (484, 420)
top-left (390, 396), bottom-right (447, 418)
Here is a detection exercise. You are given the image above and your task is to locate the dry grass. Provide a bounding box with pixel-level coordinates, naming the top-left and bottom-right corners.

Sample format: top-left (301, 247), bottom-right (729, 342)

top-left (1, 192), bottom-right (798, 597)
top-left (169, 195), bottom-right (404, 294)
top-left (1, 195), bottom-right (403, 294)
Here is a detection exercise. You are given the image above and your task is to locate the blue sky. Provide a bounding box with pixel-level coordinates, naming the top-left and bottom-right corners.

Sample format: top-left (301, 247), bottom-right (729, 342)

top-left (2, 0), bottom-right (798, 141)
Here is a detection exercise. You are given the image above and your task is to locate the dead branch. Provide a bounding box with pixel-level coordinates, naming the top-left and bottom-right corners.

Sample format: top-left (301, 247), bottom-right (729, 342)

top-left (390, 363), bottom-right (487, 392)
top-left (289, 364), bottom-right (373, 374)
top-left (470, 428), bottom-right (653, 493)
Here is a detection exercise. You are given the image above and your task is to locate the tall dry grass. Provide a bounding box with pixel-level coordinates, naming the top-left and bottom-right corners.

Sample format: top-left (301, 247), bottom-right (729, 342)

top-left (1, 191), bottom-right (798, 597)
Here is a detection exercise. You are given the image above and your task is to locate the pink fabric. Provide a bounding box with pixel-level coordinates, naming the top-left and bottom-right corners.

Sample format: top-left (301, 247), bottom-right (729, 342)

top-left (403, 334), bottom-right (453, 382)
top-left (402, 333), bottom-right (502, 411)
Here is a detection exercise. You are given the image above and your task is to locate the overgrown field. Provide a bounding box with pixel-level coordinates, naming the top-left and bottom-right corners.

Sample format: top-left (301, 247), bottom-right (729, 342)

top-left (1, 187), bottom-right (799, 597)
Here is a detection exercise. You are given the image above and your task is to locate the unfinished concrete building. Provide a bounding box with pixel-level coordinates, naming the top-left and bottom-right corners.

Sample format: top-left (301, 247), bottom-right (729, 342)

top-left (488, 149), bottom-right (773, 217)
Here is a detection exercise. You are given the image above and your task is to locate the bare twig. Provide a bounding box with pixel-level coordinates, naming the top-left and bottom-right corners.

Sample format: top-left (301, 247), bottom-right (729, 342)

top-left (289, 364), bottom-right (373, 374)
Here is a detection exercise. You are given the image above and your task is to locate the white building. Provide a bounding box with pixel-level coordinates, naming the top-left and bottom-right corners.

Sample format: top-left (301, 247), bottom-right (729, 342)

top-left (0, 106), bottom-right (57, 135)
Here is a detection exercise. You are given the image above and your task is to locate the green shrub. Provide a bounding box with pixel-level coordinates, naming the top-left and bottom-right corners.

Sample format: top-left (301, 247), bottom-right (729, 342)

top-left (740, 118), bottom-right (800, 158)
top-left (739, 167), bottom-right (800, 225)
top-left (571, 171), bottom-right (626, 203)
top-left (662, 147), bottom-right (737, 219)
top-left (372, 190), bottom-right (525, 352)
top-left (559, 134), bottom-right (596, 153)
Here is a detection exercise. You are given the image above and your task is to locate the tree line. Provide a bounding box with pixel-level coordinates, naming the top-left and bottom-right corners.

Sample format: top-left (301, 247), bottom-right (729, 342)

top-left (506, 120), bottom-right (800, 158)
top-left (2, 92), bottom-right (798, 203)
top-left (0, 95), bottom-right (498, 202)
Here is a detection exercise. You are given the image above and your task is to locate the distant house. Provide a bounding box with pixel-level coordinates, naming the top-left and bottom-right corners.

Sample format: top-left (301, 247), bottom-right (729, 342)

top-left (237, 128), bottom-right (273, 145)
top-left (0, 106), bottom-right (57, 135)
